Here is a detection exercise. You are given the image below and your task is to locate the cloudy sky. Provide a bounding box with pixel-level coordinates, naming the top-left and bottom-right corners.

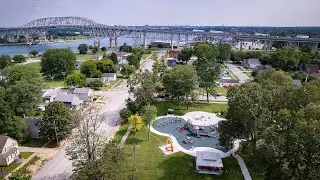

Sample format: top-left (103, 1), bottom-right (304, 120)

top-left (0, 0), bottom-right (319, 27)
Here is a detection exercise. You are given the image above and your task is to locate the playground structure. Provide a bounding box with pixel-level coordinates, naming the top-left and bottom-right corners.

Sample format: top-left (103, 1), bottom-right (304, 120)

top-left (165, 137), bottom-right (174, 152)
top-left (179, 120), bottom-right (215, 138)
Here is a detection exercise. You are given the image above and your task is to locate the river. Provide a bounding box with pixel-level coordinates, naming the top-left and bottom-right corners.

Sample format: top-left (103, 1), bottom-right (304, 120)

top-left (0, 37), bottom-right (157, 56)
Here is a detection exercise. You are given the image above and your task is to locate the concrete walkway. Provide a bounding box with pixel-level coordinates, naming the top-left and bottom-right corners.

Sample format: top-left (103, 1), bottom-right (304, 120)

top-left (234, 154), bottom-right (252, 180)
top-left (119, 125), bottom-right (132, 148)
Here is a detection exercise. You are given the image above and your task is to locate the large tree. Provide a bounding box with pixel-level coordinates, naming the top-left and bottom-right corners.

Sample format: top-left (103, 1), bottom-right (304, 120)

top-left (0, 55), bottom-right (11, 69)
top-left (217, 44), bottom-right (232, 63)
top-left (40, 102), bottom-right (73, 142)
top-left (109, 52), bottom-right (118, 65)
top-left (162, 65), bottom-right (198, 105)
top-left (96, 59), bottom-right (117, 73)
top-left (141, 105), bottom-right (157, 140)
top-left (194, 57), bottom-right (220, 103)
top-left (133, 71), bottom-right (156, 111)
top-left (78, 44), bottom-right (88, 54)
top-left (193, 42), bottom-right (219, 61)
top-left (3, 64), bottom-right (42, 84)
top-left (29, 50), bottom-right (39, 58)
top-left (120, 64), bottom-right (135, 77)
top-left (128, 54), bottom-right (140, 68)
top-left (65, 71), bottom-right (86, 87)
top-left (177, 47), bottom-right (193, 62)
top-left (80, 60), bottom-right (101, 78)
top-left (41, 48), bottom-right (76, 78)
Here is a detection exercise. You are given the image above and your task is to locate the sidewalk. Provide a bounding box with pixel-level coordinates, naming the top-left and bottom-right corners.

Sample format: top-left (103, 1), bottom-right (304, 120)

top-left (234, 154), bottom-right (252, 180)
top-left (119, 125), bottom-right (132, 148)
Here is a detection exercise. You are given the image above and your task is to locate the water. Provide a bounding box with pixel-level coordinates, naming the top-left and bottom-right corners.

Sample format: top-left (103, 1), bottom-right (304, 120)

top-left (0, 37), bottom-right (156, 56)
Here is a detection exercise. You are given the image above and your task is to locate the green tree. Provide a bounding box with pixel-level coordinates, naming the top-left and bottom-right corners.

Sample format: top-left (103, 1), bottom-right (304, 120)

top-left (178, 47), bottom-right (193, 62)
top-left (80, 60), bottom-right (101, 78)
top-left (65, 71), bottom-right (86, 87)
top-left (3, 64), bottom-right (42, 84)
top-left (41, 48), bottom-right (76, 78)
top-left (0, 55), bottom-right (11, 69)
top-left (40, 102), bottom-right (73, 142)
top-left (13, 55), bottom-right (26, 63)
top-left (77, 44), bottom-right (88, 54)
top-left (128, 115), bottom-right (143, 132)
top-left (152, 52), bottom-right (158, 61)
top-left (141, 105), bottom-right (157, 140)
top-left (101, 46), bottom-right (107, 51)
top-left (9, 171), bottom-right (31, 180)
top-left (119, 43), bottom-right (132, 53)
top-left (133, 71), bottom-right (156, 111)
top-left (109, 52), bottom-right (118, 64)
top-left (120, 64), bottom-right (135, 77)
top-left (92, 47), bottom-right (99, 54)
top-left (96, 59), bottom-right (117, 73)
top-left (304, 80), bottom-right (320, 104)
top-left (194, 57), bottom-right (220, 103)
top-left (162, 65), bottom-right (198, 107)
top-left (128, 54), bottom-right (140, 68)
top-left (217, 44), bottom-right (231, 63)
top-left (194, 42), bottom-right (219, 61)
top-left (28, 50), bottom-right (39, 58)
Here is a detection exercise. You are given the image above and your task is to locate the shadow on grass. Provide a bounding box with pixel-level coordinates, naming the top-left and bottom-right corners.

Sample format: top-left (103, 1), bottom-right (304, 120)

top-left (125, 137), bottom-right (144, 145)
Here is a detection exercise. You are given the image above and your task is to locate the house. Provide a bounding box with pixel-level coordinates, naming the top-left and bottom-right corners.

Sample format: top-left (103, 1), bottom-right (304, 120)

top-left (25, 117), bottom-right (42, 139)
top-left (102, 73), bottom-right (117, 81)
top-left (118, 59), bottom-right (129, 67)
top-left (54, 93), bottom-right (83, 109)
top-left (168, 50), bottom-right (180, 58)
top-left (167, 58), bottom-right (177, 68)
top-left (72, 88), bottom-right (93, 102)
top-left (40, 89), bottom-right (58, 103)
top-left (293, 80), bottom-right (302, 86)
top-left (0, 136), bottom-right (20, 166)
top-left (92, 55), bottom-right (103, 61)
top-left (303, 64), bottom-right (320, 74)
top-left (242, 58), bottom-right (261, 69)
top-left (195, 151), bottom-right (223, 175)
top-left (75, 60), bottom-right (84, 70)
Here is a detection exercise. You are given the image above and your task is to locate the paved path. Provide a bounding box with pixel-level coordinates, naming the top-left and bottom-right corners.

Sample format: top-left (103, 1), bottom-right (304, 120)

top-left (234, 154), bottom-right (252, 180)
top-left (225, 63), bottom-right (251, 83)
top-left (119, 126), bottom-right (132, 148)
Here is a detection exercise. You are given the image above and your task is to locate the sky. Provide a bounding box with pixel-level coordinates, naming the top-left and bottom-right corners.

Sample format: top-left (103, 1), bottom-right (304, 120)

top-left (0, 0), bottom-right (319, 27)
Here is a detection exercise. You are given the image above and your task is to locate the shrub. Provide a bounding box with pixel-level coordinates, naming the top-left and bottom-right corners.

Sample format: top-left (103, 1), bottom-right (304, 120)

top-left (120, 108), bottom-right (133, 122)
top-left (13, 55), bottom-right (26, 63)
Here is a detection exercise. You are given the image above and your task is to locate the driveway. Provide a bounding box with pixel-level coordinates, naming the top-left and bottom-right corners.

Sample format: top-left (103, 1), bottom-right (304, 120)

top-left (32, 52), bottom-right (161, 180)
top-left (225, 63), bottom-right (251, 83)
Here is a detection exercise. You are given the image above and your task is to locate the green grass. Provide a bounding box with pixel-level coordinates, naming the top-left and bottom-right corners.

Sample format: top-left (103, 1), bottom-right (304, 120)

top-left (20, 152), bottom-right (33, 159)
top-left (18, 156), bottom-right (41, 173)
top-left (24, 61), bottom-right (41, 71)
top-left (0, 162), bottom-right (21, 172)
top-left (76, 51), bottom-right (106, 60)
top-left (216, 87), bottom-right (229, 95)
top-left (42, 79), bottom-right (65, 88)
top-left (152, 101), bottom-right (228, 116)
top-left (99, 78), bottom-right (123, 91)
top-left (141, 54), bottom-right (151, 59)
top-left (113, 123), bottom-right (130, 144)
top-left (121, 126), bottom-right (244, 180)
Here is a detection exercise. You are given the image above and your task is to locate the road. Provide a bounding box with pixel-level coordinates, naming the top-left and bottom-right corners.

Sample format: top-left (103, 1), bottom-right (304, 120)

top-left (225, 63), bottom-right (251, 83)
top-left (32, 53), bottom-right (158, 180)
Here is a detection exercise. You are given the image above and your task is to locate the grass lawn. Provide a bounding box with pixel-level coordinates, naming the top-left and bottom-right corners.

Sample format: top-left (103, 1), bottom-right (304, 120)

top-left (20, 152), bottom-right (33, 159)
top-left (121, 126), bottom-right (245, 180)
top-left (99, 78), bottom-right (123, 91)
top-left (216, 87), bottom-right (229, 95)
top-left (42, 79), bottom-right (65, 88)
top-left (113, 123), bottom-right (130, 144)
top-left (152, 101), bottom-right (228, 116)
top-left (76, 51), bottom-right (106, 60)
top-left (0, 162), bottom-right (21, 172)
top-left (18, 156), bottom-right (41, 174)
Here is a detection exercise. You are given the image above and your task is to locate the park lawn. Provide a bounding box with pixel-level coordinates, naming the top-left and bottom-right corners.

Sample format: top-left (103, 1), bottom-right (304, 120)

top-left (121, 126), bottom-right (245, 180)
top-left (113, 123), bottom-right (130, 144)
top-left (20, 152), bottom-right (33, 159)
top-left (152, 101), bottom-right (228, 116)
top-left (41, 79), bottom-right (65, 88)
top-left (216, 87), bottom-right (229, 95)
top-left (1, 162), bottom-right (21, 172)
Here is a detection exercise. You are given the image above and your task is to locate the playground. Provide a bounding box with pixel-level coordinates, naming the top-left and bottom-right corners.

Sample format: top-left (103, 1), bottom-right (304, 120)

top-left (152, 112), bottom-right (229, 153)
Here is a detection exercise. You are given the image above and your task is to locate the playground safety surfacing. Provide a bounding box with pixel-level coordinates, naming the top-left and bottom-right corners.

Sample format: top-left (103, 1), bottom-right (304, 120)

top-left (153, 115), bottom-right (230, 153)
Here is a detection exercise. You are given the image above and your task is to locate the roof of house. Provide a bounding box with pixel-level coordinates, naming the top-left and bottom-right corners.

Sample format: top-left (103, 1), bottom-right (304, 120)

top-left (244, 58), bottom-right (261, 65)
top-left (73, 88), bottom-right (92, 94)
top-left (196, 151), bottom-right (223, 168)
top-left (167, 59), bottom-right (177, 67)
top-left (55, 93), bottom-right (83, 106)
top-left (102, 73), bottom-right (116, 77)
top-left (0, 136), bottom-right (17, 152)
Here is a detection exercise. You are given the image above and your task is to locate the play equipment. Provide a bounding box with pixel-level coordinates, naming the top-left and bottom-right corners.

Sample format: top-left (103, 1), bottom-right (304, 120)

top-left (180, 120), bottom-right (213, 138)
top-left (165, 137), bottom-right (174, 152)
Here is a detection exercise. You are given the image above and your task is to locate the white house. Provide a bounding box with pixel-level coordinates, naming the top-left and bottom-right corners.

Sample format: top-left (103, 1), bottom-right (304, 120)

top-left (75, 60), bottom-right (84, 70)
top-left (195, 151), bottom-right (223, 175)
top-left (102, 73), bottom-right (117, 82)
top-left (0, 136), bottom-right (20, 166)
top-left (54, 93), bottom-right (83, 109)
top-left (72, 88), bottom-right (93, 102)
top-left (40, 89), bottom-right (58, 103)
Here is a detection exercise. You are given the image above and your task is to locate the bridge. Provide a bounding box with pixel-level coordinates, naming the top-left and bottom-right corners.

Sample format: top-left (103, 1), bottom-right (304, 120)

top-left (0, 16), bottom-right (319, 50)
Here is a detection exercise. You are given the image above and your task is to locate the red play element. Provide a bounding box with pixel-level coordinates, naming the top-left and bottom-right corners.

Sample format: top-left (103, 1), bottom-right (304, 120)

top-left (179, 124), bottom-right (187, 132)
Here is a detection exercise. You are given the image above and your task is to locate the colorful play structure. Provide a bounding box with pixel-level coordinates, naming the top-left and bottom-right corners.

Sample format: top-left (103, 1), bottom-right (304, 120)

top-left (165, 137), bottom-right (174, 152)
top-left (179, 120), bottom-right (214, 138)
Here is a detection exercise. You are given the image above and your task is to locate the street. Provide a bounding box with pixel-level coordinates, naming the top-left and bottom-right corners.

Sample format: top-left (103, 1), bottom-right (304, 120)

top-left (32, 54), bottom-right (157, 180)
top-left (225, 63), bottom-right (251, 83)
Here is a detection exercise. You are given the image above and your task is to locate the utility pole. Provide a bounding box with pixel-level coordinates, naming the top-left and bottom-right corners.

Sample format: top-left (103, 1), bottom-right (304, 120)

top-left (133, 144), bottom-right (136, 171)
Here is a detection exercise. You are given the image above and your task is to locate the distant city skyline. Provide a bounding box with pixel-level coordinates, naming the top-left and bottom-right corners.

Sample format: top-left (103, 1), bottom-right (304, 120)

top-left (1, 0), bottom-right (319, 27)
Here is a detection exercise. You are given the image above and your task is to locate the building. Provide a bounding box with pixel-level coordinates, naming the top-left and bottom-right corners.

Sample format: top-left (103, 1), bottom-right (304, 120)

top-left (40, 89), bottom-right (58, 103)
top-left (168, 50), bottom-right (180, 58)
top-left (54, 93), bottom-right (83, 109)
top-left (150, 41), bottom-right (171, 48)
top-left (0, 136), bottom-right (20, 166)
top-left (75, 60), bottom-right (84, 70)
top-left (195, 151), bottom-right (223, 175)
top-left (242, 58), bottom-right (261, 69)
top-left (102, 73), bottom-right (117, 81)
top-left (296, 35), bottom-right (310, 39)
top-left (72, 88), bottom-right (93, 102)
top-left (167, 58), bottom-right (177, 68)
top-left (25, 117), bottom-right (41, 139)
